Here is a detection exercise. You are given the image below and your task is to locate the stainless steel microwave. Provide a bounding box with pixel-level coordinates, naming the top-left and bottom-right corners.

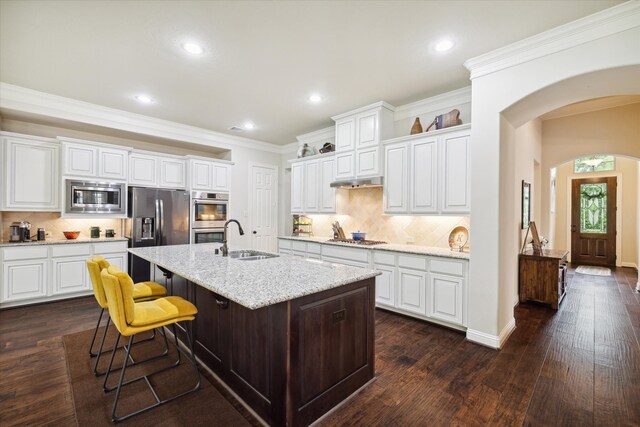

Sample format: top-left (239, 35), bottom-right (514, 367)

top-left (65, 180), bottom-right (126, 215)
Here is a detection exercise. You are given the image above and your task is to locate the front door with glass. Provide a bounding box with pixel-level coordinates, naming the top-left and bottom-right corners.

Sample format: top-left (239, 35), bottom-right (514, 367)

top-left (571, 177), bottom-right (617, 267)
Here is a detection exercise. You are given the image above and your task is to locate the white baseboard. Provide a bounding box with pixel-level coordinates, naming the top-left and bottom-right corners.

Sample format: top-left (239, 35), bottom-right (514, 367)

top-left (466, 318), bottom-right (516, 350)
top-left (620, 262), bottom-right (638, 269)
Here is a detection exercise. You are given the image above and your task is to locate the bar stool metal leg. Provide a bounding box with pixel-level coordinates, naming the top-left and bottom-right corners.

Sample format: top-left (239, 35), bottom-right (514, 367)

top-left (88, 308), bottom-right (105, 357)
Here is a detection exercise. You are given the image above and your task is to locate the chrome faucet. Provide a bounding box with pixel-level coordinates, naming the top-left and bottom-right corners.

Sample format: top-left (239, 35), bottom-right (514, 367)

top-left (221, 219), bottom-right (245, 256)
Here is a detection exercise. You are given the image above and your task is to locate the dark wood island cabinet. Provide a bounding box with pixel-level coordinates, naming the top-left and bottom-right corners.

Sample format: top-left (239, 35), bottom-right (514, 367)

top-left (519, 249), bottom-right (569, 309)
top-left (129, 244), bottom-right (378, 427)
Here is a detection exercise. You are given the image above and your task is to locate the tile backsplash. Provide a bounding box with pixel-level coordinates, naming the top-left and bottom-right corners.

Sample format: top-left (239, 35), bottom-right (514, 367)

top-left (1, 212), bottom-right (123, 241)
top-left (308, 187), bottom-right (469, 248)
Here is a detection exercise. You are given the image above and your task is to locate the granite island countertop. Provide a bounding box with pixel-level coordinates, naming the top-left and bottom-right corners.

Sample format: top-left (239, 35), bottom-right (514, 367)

top-left (0, 237), bottom-right (128, 247)
top-left (278, 235), bottom-right (470, 260)
top-left (128, 244), bottom-right (380, 310)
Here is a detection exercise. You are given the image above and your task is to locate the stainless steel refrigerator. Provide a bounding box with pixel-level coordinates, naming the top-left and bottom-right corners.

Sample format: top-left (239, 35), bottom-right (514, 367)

top-left (126, 187), bottom-right (190, 283)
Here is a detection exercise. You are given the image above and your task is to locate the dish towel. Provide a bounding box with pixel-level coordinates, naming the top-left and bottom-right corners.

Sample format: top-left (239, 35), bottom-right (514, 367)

top-left (575, 265), bottom-right (611, 276)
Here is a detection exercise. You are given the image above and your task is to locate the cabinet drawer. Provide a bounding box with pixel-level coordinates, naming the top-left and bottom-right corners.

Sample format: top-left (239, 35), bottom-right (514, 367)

top-left (51, 243), bottom-right (91, 258)
top-left (307, 243), bottom-right (322, 255)
top-left (292, 241), bottom-right (307, 252)
top-left (398, 254), bottom-right (427, 271)
top-left (2, 246), bottom-right (48, 261)
top-left (373, 251), bottom-right (396, 266)
top-left (322, 245), bottom-right (369, 263)
top-left (322, 256), bottom-right (368, 268)
top-left (431, 258), bottom-right (465, 276)
top-left (278, 239), bottom-right (292, 250)
top-left (93, 241), bottom-right (128, 255)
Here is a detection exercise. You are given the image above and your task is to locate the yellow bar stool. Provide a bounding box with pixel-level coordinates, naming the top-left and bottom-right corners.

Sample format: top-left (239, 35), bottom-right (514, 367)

top-left (100, 265), bottom-right (200, 423)
top-left (86, 256), bottom-right (167, 376)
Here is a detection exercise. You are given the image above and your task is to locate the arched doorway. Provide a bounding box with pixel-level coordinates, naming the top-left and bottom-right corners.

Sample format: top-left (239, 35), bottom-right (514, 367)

top-left (464, 5), bottom-right (640, 348)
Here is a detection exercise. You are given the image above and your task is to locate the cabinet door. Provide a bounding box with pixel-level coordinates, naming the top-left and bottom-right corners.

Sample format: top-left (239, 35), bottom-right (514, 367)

top-left (64, 144), bottom-right (97, 176)
top-left (397, 268), bottom-right (427, 315)
top-left (441, 132), bottom-right (471, 213)
top-left (4, 137), bottom-right (60, 211)
top-left (159, 158), bottom-right (187, 189)
top-left (383, 143), bottom-right (408, 213)
top-left (52, 256), bottom-right (91, 295)
top-left (103, 253), bottom-right (127, 272)
top-left (356, 110), bottom-right (378, 148)
top-left (319, 157), bottom-right (336, 212)
top-left (2, 260), bottom-right (48, 302)
top-left (374, 265), bottom-right (395, 308)
top-left (190, 159), bottom-right (214, 190)
top-left (98, 147), bottom-right (128, 180)
top-left (410, 137), bottom-right (438, 213)
top-left (335, 118), bottom-right (355, 151)
top-left (356, 147), bottom-right (379, 177)
top-left (429, 273), bottom-right (463, 325)
top-left (212, 163), bottom-right (230, 192)
top-left (290, 162), bottom-right (304, 213)
top-left (304, 160), bottom-right (319, 212)
top-left (334, 151), bottom-right (355, 180)
top-left (129, 153), bottom-right (158, 187)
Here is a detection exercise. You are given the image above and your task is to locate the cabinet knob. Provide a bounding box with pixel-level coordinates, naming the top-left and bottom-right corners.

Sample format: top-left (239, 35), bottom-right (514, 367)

top-left (252, 230), bottom-right (257, 234)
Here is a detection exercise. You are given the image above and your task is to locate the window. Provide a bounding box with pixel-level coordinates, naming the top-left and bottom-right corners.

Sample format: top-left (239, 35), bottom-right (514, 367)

top-left (574, 155), bottom-right (615, 173)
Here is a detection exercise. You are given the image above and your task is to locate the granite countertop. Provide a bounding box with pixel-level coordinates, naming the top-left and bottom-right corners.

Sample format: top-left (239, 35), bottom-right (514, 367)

top-left (0, 237), bottom-right (128, 247)
top-left (278, 235), bottom-right (470, 260)
top-left (128, 244), bottom-right (380, 310)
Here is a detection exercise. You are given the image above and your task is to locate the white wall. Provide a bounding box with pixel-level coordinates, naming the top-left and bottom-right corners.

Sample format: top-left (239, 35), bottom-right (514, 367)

top-left (466, 6), bottom-right (640, 348)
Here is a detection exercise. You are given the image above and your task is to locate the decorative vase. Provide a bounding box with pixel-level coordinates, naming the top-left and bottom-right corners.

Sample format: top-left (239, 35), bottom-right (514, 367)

top-left (410, 117), bottom-right (423, 135)
top-left (297, 143), bottom-right (316, 158)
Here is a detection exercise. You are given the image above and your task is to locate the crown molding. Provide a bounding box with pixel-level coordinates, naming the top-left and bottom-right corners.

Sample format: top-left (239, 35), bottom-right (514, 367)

top-left (331, 100), bottom-right (395, 121)
top-left (280, 142), bottom-right (299, 154)
top-left (393, 86), bottom-right (471, 121)
top-left (0, 82), bottom-right (283, 154)
top-left (464, 1), bottom-right (640, 80)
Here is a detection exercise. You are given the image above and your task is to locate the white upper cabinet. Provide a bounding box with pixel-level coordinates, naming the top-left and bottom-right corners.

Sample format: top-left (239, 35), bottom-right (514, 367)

top-left (332, 102), bottom-right (394, 180)
top-left (61, 139), bottom-right (128, 181)
top-left (319, 157), bottom-right (336, 212)
top-left (188, 158), bottom-right (231, 192)
top-left (1, 132), bottom-right (60, 211)
top-left (334, 118), bottom-right (355, 152)
top-left (159, 157), bottom-right (187, 189)
top-left (356, 110), bottom-right (379, 148)
top-left (410, 137), bottom-right (438, 213)
top-left (383, 124), bottom-right (471, 215)
top-left (289, 153), bottom-right (336, 214)
top-left (290, 162), bottom-right (304, 213)
top-left (441, 130), bottom-right (471, 213)
top-left (304, 159), bottom-right (319, 212)
top-left (383, 142), bottom-right (408, 213)
top-left (128, 152), bottom-right (158, 187)
top-left (129, 151), bottom-right (189, 190)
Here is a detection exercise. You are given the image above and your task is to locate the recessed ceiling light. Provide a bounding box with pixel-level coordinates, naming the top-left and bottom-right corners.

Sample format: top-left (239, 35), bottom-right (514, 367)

top-left (182, 42), bottom-right (204, 55)
top-left (434, 39), bottom-right (454, 52)
top-left (135, 95), bottom-right (153, 104)
top-left (243, 122), bottom-right (255, 130)
top-left (308, 94), bottom-right (323, 103)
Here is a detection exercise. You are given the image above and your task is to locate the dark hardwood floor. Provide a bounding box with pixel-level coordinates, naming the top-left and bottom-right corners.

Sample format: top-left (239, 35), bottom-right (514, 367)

top-left (1, 266), bottom-right (638, 426)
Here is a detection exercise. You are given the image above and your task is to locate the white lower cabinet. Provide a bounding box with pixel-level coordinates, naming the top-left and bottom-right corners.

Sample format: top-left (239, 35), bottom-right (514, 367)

top-left (429, 274), bottom-right (463, 325)
top-left (0, 241), bottom-right (128, 307)
top-left (276, 238), bottom-right (468, 329)
top-left (397, 268), bottom-right (427, 315)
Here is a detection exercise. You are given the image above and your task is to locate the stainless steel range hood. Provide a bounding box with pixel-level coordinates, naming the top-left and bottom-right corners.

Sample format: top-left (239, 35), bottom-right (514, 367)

top-left (330, 176), bottom-right (383, 189)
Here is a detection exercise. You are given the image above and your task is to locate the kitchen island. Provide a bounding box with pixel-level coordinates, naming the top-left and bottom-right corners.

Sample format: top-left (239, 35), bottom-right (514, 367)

top-left (128, 244), bottom-right (380, 427)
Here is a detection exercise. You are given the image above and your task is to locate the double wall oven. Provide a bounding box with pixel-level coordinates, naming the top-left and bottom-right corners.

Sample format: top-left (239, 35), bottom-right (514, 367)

top-left (190, 191), bottom-right (228, 244)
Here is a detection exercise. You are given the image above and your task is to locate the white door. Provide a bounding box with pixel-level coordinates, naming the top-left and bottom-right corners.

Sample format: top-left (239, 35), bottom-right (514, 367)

top-left (212, 164), bottom-right (230, 192)
top-left (356, 147), bottom-right (379, 177)
top-left (190, 160), bottom-right (214, 190)
top-left (98, 147), bottom-right (128, 180)
top-left (319, 157), bottom-right (336, 212)
top-left (250, 163), bottom-right (278, 252)
top-left (51, 257), bottom-right (91, 295)
top-left (290, 163), bottom-right (304, 213)
top-left (64, 143), bottom-right (97, 176)
top-left (397, 268), bottom-right (427, 315)
top-left (334, 151), bottom-right (355, 180)
top-left (335, 118), bottom-right (355, 151)
top-left (374, 265), bottom-right (395, 308)
top-left (429, 273), bottom-right (464, 325)
top-left (129, 153), bottom-right (158, 187)
top-left (356, 110), bottom-right (379, 148)
top-left (2, 260), bottom-right (48, 302)
top-left (441, 131), bottom-right (471, 213)
top-left (159, 158), bottom-right (186, 189)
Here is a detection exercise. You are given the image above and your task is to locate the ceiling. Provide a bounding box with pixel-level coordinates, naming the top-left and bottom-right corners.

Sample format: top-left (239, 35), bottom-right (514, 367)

top-left (0, 1), bottom-right (623, 146)
top-left (540, 95), bottom-right (640, 121)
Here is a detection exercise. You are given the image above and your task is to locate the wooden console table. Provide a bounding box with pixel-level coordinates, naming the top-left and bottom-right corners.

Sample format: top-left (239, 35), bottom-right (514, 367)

top-left (519, 249), bottom-right (569, 309)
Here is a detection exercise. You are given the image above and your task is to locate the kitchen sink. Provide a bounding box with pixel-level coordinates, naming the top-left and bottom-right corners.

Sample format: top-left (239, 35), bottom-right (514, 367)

top-left (228, 250), bottom-right (279, 261)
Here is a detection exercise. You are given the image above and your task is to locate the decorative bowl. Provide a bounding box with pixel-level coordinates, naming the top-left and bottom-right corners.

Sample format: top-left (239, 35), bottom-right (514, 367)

top-left (63, 231), bottom-right (81, 240)
top-left (351, 231), bottom-right (366, 241)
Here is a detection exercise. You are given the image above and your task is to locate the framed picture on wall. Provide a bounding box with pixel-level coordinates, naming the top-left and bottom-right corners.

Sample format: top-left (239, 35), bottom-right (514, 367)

top-left (522, 180), bottom-right (531, 229)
